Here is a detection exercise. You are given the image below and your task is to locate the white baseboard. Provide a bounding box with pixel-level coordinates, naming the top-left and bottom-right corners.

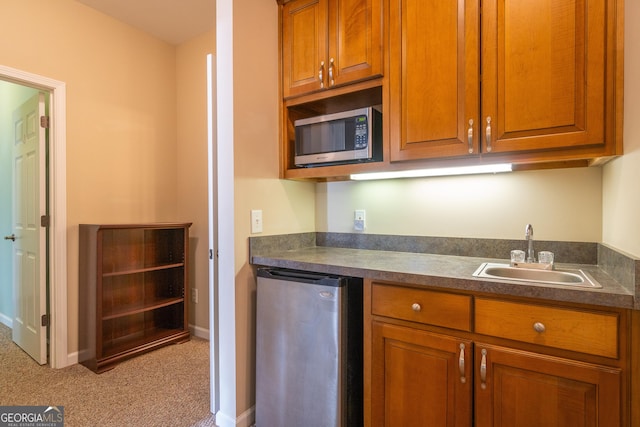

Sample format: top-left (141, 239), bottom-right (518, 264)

top-left (66, 351), bottom-right (79, 366)
top-left (0, 312), bottom-right (75, 367)
top-left (0, 313), bottom-right (12, 328)
top-left (190, 324), bottom-right (210, 340)
top-left (215, 406), bottom-right (255, 427)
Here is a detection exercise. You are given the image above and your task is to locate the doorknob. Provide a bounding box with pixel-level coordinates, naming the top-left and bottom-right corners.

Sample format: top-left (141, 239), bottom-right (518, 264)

top-left (4, 234), bottom-right (15, 241)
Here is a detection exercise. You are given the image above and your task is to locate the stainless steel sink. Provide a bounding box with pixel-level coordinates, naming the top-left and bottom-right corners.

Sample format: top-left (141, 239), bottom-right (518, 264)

top-left (473, 262), bottom-right (602, 288)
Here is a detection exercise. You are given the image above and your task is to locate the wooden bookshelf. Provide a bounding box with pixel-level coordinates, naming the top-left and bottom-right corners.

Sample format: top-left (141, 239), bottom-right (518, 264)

top-left (79, 223), bottom-right (191, 373)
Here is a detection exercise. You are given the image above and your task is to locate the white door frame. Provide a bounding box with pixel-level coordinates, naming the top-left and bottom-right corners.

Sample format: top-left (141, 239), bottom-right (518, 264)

top-left (0, 65), bottom-right (68, 369)
top-left (206, 53), bottom-right (219, 417)
top-left (214, 0), bottom-right (239, 423)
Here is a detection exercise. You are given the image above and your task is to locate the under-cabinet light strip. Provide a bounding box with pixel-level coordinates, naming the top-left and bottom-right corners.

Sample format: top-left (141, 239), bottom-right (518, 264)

top-left (350, 163), bottom-right (513, 181)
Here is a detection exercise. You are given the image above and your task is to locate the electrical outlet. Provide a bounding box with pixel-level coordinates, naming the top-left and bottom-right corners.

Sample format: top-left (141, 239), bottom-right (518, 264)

top-left (251, 209), bottom-right (263, 233)
top-left (191, 288), bottom-right (199, 304)
top-left (354, 209), bottom-right (366, 232)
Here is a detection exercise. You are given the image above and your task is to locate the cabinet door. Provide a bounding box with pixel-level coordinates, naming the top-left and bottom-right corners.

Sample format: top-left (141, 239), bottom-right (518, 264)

top-left (475, 344), bottom-right (621, 427)
top-left (371, 321), bottom-right (472, 427)
top-left (327, 0), bottom-right (383, 88)
top-left (389, 0), bottom-right (479, 161)
top-left (282, 0), bottom-right (328, 98)
top-left (481, 0), bottom-right (611, 154)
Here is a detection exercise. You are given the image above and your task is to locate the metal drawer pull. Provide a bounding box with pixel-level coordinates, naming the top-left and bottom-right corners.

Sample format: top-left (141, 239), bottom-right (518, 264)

top-left (328, 58), bottom-right (335, 86)
top-left (533, 322), bottom-right (546, 333)
top-left (480, 349), bottom-right (487, 390)
top-left (411, 303), bottom-right (422, 312)
top-left (485, 116), bottom-right (492, 152)
top-left (467, 119), bottom-right (474, 153)
top-left (458, 343), bottom-right (466, 383)
top-left (4, 234), bottom-right (16, 241)
top-left (318, 61), bottom-right (325, 88)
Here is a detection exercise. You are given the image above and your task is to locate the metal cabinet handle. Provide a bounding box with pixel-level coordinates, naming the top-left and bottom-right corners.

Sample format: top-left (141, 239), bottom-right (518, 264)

top-left (533, 322), bottom-right (546, 333)
top-left (467, 119), bottom-right (474, 153)
top-left (458, 343), bottom-right (466, 383)
top-left (4, 234), bottom-right (16, 242)
top-left (328, 58), bottom-right (335, 87)
top-left (319, 61), bottom-right (325, 89)
top-left (485, 117), bottom-right (492, 152)
top-left (411, 303), bottom-right (421, 312)
top-left (480, 349), bottom-right (487, 390)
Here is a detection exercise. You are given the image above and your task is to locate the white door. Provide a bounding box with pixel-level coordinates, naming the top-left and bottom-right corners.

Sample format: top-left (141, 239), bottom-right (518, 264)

top-left (11, 92), bottom-right (47, 364)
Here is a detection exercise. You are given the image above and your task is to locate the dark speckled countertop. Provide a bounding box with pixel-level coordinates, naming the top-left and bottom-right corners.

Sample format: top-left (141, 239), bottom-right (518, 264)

top-left (250, 233), bottom-right (639, 310)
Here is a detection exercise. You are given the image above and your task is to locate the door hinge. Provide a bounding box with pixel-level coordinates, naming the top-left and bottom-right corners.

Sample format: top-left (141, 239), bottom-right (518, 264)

top-left (41, 215), bottom-right (50, 227)
top-left (40, 115), bottom-right (50, 129)
top-left (41, 314), bottom-right (50, 327)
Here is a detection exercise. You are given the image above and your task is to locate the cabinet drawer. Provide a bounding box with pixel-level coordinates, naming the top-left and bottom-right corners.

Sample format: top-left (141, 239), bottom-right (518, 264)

top-left (475, 298), bottom-right (619, 358)
top-left (371, 283), bottom-right (472, 331)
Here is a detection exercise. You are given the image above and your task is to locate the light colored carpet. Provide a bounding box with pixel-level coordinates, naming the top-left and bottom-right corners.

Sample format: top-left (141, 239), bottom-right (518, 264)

top-left (0, 323), bottom-right (217, 426)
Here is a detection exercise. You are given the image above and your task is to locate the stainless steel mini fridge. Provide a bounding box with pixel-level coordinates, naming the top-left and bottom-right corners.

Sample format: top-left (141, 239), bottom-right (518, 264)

top-left (255, 268), bottom-right (363, 427)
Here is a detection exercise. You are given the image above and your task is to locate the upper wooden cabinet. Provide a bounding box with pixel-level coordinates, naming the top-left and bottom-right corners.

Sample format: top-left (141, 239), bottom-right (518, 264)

top-left (281, 0), bottom-right (383, 99)
top-left (277, 0), bottom-right (623, 180)
top-left (482, 0), bottom-right (618, 156)
top-left (388, 0), bottom-right (480, 161)
top-left (389, 0), bottom-right (623, 164)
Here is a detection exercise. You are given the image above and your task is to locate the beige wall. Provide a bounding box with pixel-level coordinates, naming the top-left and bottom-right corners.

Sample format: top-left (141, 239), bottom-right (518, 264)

top-left (231, 0), bottom-right (316, 413)
top-left (603, 0), bottom-right (640, 258)
top-left (317, 167), bottom-right (603, 243)
top-left (0, 0), bottom-right (180, 354)
top-left (176, 30), bottom-right (216, 333)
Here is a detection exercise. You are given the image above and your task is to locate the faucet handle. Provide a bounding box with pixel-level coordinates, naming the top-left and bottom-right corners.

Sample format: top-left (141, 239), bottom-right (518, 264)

top-left (525, 224), bottom-right (535, 263)
top-left (525, 223), bottom-right (533, 237)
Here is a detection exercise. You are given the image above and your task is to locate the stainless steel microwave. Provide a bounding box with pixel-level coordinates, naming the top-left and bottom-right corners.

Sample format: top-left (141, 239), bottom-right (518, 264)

top-left (294, 106), bottom-right (382, 167)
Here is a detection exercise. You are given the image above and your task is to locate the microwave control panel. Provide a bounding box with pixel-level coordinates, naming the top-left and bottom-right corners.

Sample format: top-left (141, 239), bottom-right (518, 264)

top-left (354, 115), bottom-right (368, 149)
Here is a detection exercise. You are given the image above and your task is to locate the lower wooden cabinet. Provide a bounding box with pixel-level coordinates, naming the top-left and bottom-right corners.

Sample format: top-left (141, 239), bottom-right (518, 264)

top-left (474, 344), bottom-right (621, 427)
top-left (371, 322), bottom-right (472, 427)
top-left (365, 280), bottom-right (628, 427)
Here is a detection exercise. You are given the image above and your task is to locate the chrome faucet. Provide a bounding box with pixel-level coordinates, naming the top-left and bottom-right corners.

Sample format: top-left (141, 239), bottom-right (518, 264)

top-left (525, 224), bottom-right (535, 263)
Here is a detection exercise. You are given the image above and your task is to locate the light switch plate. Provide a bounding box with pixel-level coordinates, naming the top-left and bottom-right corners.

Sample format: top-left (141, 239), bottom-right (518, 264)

top-left (354, 209), bottom-right (366, 232)
top-left (251, 209), bottom-right (263, 233)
